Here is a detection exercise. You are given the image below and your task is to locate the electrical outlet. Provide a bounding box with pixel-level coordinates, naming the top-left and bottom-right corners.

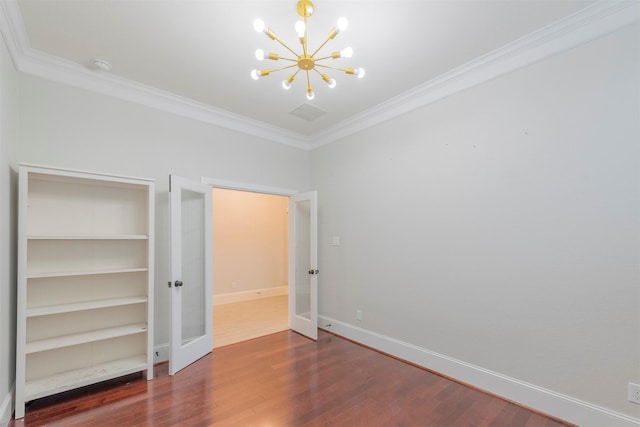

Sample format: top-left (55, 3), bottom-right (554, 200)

top-left (153, 345), bottom-right (169, 363)
top-left (356, 309), bottom-right (362, 321)
top-left (629, 382), bottom-right (640, 405)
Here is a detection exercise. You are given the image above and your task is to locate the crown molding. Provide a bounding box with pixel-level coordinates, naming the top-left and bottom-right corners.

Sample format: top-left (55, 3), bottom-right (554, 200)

top-left (0, 0), bottom-right (26, 64)
top-left (309, 0), bottom-right (640, 149)
top-left (1, 0), bottom-right (638, 152)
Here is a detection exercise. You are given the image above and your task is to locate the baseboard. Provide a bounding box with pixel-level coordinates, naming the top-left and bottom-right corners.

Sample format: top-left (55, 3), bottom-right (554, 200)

top-left (0, 383), bottom-right (14, 427)
top-left (213, 286), bottom-right (287, 306)
top-left (319, 316), bottom-right (640, 427)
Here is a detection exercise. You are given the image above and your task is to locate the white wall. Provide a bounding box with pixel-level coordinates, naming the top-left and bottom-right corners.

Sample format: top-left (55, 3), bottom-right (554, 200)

top-left (0, 29), bottom-right (18, 425)
top-left (8, 74), bottom-right (311, 348)
top-left (312, 23), bottom-right (640, 420)
top-left (213, 188), bottom-right (288, 295)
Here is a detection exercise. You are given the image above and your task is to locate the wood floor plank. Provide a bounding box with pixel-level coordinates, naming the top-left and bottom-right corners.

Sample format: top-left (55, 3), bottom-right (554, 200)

top-left (10, 330), bottom-right (576, 427)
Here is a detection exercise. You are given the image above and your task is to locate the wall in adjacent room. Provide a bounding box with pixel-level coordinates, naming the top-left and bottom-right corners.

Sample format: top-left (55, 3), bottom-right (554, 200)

top-left (311, 23), bottom-right (640, 419)
top-left (9, 74), bottom-right (311, 347)
top-left (0, 28), bottom-right (18, 425)
top-left (213, 188), bottom-right (288, 295)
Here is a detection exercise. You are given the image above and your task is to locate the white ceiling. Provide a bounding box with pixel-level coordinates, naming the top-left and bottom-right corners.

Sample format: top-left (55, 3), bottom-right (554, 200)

top-left (4, 0), bottom-right (612, 143)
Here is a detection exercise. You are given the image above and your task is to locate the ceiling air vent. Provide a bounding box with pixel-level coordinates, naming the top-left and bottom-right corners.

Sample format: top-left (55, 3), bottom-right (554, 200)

top-left (289, 103), bottom-right (327, 122)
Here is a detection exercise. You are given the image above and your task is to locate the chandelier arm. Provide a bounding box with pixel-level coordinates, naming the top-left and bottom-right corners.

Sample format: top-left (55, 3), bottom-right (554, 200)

top-left (270, 35), bottom-right (302, 59)
top-left (306, 70), bottom-right (314, 94)
top-left (267, 64), bottom-right (301, 74)
top-left (313, 54), bottom-right (338, 62)
top-left (309, 34), bottom-right (336, 58)
top-left (314, 63), bottom-right (349, 71)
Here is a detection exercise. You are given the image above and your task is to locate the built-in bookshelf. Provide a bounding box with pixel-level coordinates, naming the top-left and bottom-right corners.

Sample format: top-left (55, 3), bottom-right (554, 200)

top-left (15, 164), bottom-right (155, 419)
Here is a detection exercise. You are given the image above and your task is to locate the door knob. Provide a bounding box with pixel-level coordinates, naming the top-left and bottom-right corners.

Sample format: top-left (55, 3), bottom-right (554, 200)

top-left (175, 280), bottom-right (183, 287)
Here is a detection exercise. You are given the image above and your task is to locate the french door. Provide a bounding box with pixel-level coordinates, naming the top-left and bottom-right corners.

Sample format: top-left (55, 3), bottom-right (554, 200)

top-left (169, 177), bottom-right (317, 374)
top-left (169, 175), bottom-right (213, 375)
top-left (289, 191), bottom-right (318, 340)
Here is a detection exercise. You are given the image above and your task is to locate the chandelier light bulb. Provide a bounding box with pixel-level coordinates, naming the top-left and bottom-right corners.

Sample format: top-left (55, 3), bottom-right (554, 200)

top-left (255, 49), bottom-right (265, 60)
top-left (251, 69), bottom-right (260, 80)
top-left (283, 73), bottom-right (296, 89)
top-left (341, 47), bottom-right (353, 58)
top-left (295, 21), bottom-right (306, 38)
top-left (336, 17), bottom-right (348, 32)
top-left (306, 90), bottom-right (315, 100)
top-left (321, 73), bottom-right (336, 88)
top-left (253, 18), bottom-right (266, 33)
top-left (355, 67), bottom-right (365, 78)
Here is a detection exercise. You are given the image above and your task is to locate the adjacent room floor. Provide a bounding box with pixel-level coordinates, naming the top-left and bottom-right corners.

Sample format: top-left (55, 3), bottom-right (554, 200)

top-left (213, 294), bottom-right (288, 348)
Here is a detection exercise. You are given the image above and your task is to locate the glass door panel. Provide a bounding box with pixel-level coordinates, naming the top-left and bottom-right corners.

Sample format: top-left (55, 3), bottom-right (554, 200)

top-left (180, 188), bottom-right (206, 343)
top-left (289, 191), bottom-right (317, 340)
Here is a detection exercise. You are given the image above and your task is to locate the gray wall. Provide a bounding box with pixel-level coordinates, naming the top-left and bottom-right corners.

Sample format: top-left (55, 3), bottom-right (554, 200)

top-left (0, 30), bottom-right (18, 425)
top-left (311, 23), bottom-right (640, 417)
top-left (8, 73), bottom-right (311, 350)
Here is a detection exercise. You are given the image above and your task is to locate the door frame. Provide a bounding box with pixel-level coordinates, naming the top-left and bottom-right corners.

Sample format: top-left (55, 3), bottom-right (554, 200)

top-left (201, 178), bottom-right (298, 198)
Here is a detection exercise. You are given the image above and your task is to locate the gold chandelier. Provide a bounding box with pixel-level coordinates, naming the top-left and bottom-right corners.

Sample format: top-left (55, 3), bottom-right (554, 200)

top-left (251, 0), bottom-right (364, 101)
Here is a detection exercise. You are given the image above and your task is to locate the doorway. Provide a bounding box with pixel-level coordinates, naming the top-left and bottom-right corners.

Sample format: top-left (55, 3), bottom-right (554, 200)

top-left (211, 188), bottom-right (289, 347)
top-left (169, 176), bottom-right (317, 374)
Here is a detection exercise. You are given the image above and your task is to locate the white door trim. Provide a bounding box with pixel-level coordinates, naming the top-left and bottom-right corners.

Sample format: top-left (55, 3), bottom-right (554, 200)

top-left (201, 177), bottom-right (297, 197)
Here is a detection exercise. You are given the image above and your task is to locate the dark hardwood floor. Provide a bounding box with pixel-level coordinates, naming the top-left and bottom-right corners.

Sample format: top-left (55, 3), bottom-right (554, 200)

top-left (10, 330), bottom-right (575, 427)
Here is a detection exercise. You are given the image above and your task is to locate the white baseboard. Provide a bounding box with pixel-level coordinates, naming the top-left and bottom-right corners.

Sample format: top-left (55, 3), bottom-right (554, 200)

top-left (0, 383), bottom-right (14, 427)
top-left (213, 286), bottom-right (287, 306)
top-left (319, 315), bottom-right (640, 427)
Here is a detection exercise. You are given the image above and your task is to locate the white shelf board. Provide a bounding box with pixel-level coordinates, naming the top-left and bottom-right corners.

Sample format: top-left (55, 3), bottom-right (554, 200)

top-left (27, 296), bottom-right (148, 317)
top-left (26, 323), bottom-right (148, 354)
top-left (27, 267), bottom-right (148, 279)
top-left (24, 355), bottom-right (148, 400)
top-left (28, 235), bottom-right (149, 240)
